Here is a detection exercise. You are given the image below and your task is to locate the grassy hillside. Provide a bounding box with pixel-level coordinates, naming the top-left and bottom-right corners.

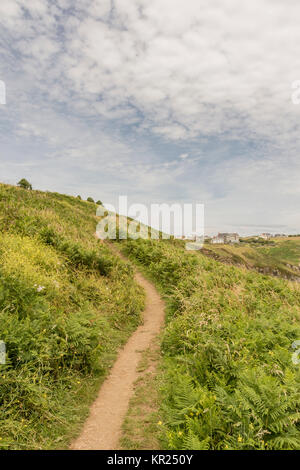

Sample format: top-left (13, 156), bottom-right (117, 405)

top-left (0, 183), bottom-right (144, 449)
top-left (201, 237), bottom-right (300, 281)
top-left (121, 238), bottom-right (300, 450)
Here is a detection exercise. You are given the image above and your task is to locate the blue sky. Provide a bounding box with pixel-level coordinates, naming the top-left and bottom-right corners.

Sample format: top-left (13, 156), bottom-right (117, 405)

top-left (1, 0), bottom-right (300, 235)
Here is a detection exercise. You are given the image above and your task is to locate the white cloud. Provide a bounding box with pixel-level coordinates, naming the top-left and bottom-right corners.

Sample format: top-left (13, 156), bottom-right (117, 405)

top-left (48, 0), bottom-right (300, 147)
top-left (3, 0), bottom-right (300, 147)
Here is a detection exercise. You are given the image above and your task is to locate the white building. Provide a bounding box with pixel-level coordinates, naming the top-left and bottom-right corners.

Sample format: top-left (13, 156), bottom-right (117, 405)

top-left (211, 233), bottom-right (240, 244)
top-left (260, 233), bottom-right (272, 239)
top-left (211, 236), bottom-right (224, 244)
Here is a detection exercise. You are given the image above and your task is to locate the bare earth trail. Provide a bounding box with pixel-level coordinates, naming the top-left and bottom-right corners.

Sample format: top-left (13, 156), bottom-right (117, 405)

top-left (70, 248), bottom-right (165, 450)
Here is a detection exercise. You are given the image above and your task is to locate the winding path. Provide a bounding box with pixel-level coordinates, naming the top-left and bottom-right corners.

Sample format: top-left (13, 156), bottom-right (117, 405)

top-left (70, 251), bottom-right (165, 450)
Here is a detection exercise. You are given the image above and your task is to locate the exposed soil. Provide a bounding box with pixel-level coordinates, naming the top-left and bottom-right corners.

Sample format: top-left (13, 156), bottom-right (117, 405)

top-left (70, 249), bottom-right (165, 450)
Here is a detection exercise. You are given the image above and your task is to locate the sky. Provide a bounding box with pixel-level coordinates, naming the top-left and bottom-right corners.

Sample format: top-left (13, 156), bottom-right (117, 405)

top-left (0, 0), bottom-right (300, 235)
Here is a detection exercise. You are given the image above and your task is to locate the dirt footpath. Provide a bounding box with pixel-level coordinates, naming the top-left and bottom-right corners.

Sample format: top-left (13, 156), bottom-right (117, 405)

top-left (70, 255), bottom-right (165, 450)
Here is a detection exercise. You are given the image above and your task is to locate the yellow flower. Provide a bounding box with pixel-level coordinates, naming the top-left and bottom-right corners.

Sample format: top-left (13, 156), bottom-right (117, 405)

top-left (238, 435), bottom-right (243, 442)
top-left (157, 421), bottom-right (162, 426)
top-left (178, 431), bottom-right (183, 436)
top-left (225, 445), bottom-right (228, 449)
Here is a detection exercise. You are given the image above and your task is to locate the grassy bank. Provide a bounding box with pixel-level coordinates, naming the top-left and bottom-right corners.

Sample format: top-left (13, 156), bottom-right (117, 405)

top-left (121, 238), bottom-right (300, 450)
top-left (0, 184), bottom-right (144, 449)
top-left (202, 238), bottom-right (300, 280)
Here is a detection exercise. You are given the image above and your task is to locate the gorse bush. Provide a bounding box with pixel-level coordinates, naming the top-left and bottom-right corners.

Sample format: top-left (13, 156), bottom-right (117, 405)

top-left (0, 184), bottom-right (144, 449)
top-left (121, 239), bottom-right (300, 450)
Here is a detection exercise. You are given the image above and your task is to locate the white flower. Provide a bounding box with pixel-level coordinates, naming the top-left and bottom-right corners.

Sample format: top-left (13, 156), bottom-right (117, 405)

top-left (37, 285), bottom-right (45, 292)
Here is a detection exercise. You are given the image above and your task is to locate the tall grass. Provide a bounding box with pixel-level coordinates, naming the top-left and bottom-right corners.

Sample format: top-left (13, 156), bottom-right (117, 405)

top-left (121, 238), bottom-right (300, 450)
top-left (0, 184), bottom-right (144, 449)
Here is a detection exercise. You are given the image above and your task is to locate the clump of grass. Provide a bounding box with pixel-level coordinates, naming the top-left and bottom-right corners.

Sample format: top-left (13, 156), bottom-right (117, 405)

top-left (0, 183), bottom-right (144, 449)
top-left (121, 238), bottom-right (300, 450)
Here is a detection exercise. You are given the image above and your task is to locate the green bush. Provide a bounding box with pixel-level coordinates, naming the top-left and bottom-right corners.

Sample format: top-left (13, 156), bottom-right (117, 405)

top-left (17, 178), bottom-right (32, 190)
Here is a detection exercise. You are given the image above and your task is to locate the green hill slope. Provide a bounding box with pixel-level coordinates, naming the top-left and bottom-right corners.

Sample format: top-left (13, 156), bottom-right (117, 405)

top-left (120, 238), bottom-right (300, 450)
top-left (0, 183), bottom-right (144, 449)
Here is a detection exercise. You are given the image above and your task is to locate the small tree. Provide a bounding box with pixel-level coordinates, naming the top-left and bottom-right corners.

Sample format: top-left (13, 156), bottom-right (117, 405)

top-left (87, 197), bottom-right (95, 203)
top-left (77, 195), bottom-right (82, 200)
top-left (17, 178), bottom-right (32, 190)
top-left (96, 200), bottom-right (102, 206)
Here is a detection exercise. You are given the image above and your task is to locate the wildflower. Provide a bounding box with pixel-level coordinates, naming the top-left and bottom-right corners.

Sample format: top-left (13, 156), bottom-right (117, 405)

top-left (238, 435), bottom-right (243, 442)
top-left (178, 431), bottom-right (183, 436)
top-left (225, 445), bottom-right (228, 449)
top-left (157, 421), bottom-right (162, 426)
top-left (36, 285), bottom-right (45, 292)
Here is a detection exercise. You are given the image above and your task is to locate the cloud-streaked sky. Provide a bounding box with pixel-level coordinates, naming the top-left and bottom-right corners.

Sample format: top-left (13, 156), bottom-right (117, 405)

top-left (1, 0), bottom-right (300, 235)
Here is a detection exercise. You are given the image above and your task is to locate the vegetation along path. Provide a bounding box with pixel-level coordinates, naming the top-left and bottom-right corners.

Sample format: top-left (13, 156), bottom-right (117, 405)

top-left (70, 248), bottom-right (165, 450)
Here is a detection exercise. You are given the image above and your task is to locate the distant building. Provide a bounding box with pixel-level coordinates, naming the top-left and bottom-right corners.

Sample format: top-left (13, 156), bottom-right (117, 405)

top-left (211, 232), bottom-right (240, 244)
top-left (219, 233), bottom-right (240, 244)
top-left (274, 234), bottom-right (286, 238)
top-left (260, 233), bottom-right (272, 239)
